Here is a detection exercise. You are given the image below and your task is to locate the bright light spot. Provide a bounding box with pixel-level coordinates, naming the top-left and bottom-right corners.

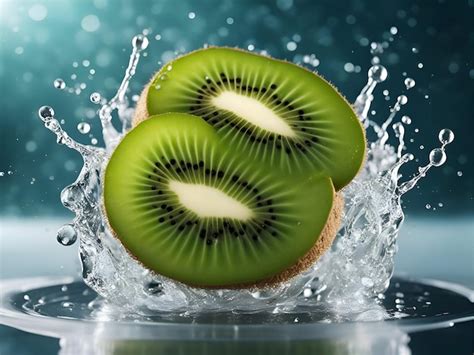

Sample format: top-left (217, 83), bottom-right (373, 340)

top-left (28, 4), bottom-right (48, 22)
top-left (25, 141), bottom-right (38, 152)
top-left (188, 12), bottom-right (196, 19)
top-left (344, 62), bottom-right (355, 72)
top-left (81, 15), bottom-right (101, 32)
top-left (286, 41), bottom-right (297, 51)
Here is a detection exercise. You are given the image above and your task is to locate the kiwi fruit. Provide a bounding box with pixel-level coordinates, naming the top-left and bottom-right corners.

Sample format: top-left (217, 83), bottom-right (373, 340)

top-left (104, 113), bottom-right (342, 288)
top-left (133, 47), bottom-right (366, 190)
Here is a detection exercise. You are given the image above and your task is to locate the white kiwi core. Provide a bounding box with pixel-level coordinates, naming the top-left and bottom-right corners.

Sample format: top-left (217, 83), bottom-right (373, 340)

top-left (212, 91), bottom-right (296, 137)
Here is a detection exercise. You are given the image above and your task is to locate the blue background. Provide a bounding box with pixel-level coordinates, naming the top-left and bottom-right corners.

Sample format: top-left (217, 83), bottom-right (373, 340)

top-left (0, 0), bottom-right (473, 217)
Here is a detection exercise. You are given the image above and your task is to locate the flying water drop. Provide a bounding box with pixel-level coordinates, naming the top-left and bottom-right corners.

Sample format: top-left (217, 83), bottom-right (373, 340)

top-left (438, 129), bottom-right (454, 145)
top-left (77, 122), bottom-right (91, 134)
top-left (57, 224), bottom-right (78, 246)
top-left (404, 78), bottom-right (415, 90)
top-left (90, 92), bottom-right (101, 104)
top-left (132, 34), bottom-right (149, 51)
top-left (429, 148), bottom-right (446, 167)
top-left (368, 65), bottom-right (388, 83)
top-left (53, 78), bottom-right (66, 90)
top-left (38, 106), bottom-right (55, 122)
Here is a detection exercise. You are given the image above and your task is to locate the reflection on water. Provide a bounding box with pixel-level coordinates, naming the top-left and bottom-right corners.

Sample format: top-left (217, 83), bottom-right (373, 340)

top-left (58, 330), bottom-right (411, 355)
top-left (1, 276), bottom-right (473, 355)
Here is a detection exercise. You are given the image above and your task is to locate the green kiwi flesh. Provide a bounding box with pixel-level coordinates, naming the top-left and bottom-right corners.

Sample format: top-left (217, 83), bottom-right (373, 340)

top-left (104, 113), bottom-right (335, 288)
top-left (134, 47), bottom-right (366, 190)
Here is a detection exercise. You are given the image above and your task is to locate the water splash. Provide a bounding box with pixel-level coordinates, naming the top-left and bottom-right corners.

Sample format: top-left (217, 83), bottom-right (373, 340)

top-left (38, 34), bottom-right (454, 315)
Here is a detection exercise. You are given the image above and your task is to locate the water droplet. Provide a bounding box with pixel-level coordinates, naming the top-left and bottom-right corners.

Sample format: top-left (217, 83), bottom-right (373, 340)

top-left (77, 122), bottom-right (91, 134)
top-left (303, 288), bottom-right (313, 297)
top-left (53, 78), bottom-right (66, 90)
top-left (368, 65), bottom-right (388, 82)
top-left (404, 77), bottom-right (415, 90)
top-left (457, 171), bottom-right (463, 177)
top-left (90, 92), bottom-right (101, 104)
top-left (417, 62), bottom-right (424, 69)
top-left (438, 202), bottom-right (443, 208)
top-left (401, 115), bottom-right (412, 124)
top-left (390, 26), bottom-right (398, 35)
top-left (425, 204), bottom-right (431, 209)
top-left (398, 95), bottom-right (408, 105)
top-left (91, 138), bottom-right (98, 145)
top-left (429, 148), bottom-right (447, 167)
top-left (61, 285), bottom-right (68, 292)
top-left (38, 106), bottom-right (55, 121)
top-left (188, 11), bottom-right (196, 19)
top-left (57, 224), bottom-right (78, 246)
top-left (132, 34), bottom-right (149, 51)
top-left (0, 172), bottom-right (4, 177)
top-left (438, 129), bottom-right (454, 145)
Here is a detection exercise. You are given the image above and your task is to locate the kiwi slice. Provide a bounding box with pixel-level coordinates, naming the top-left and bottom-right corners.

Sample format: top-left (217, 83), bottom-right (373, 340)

top-left (133, 47), bottom-right (365, 190)
top-left (104, 113), bottom-right (340, 288)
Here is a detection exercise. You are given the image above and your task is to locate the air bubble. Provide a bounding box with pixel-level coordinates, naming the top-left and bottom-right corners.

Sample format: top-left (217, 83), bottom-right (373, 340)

top-left (53, 78), bottom-right (66, 90)
top-left (77, 122), bottom-right (91, 134)
top-left (429, 148), bottom-right (447, 167)
top-left (425, 204), bottom-right (431, 209)
top-left (368, 65), bottom-right (388, 82)
top-left (457, 171), bottom-right (463, 177)
top-left (132, 34), bottom-right (149, 51)
top-left (438, 129), bottom-right (454, 145)
top-left (404, 78), bottom-right (415, 90)
top-left (57, 224), bottom-right (77, 246)
top-left (38, 106), bottom-right (55, 121)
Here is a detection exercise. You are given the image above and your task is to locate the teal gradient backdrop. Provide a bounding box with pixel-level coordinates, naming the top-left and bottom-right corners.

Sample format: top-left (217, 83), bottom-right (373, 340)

top-left (0, 0), bottom-right (473, 217)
